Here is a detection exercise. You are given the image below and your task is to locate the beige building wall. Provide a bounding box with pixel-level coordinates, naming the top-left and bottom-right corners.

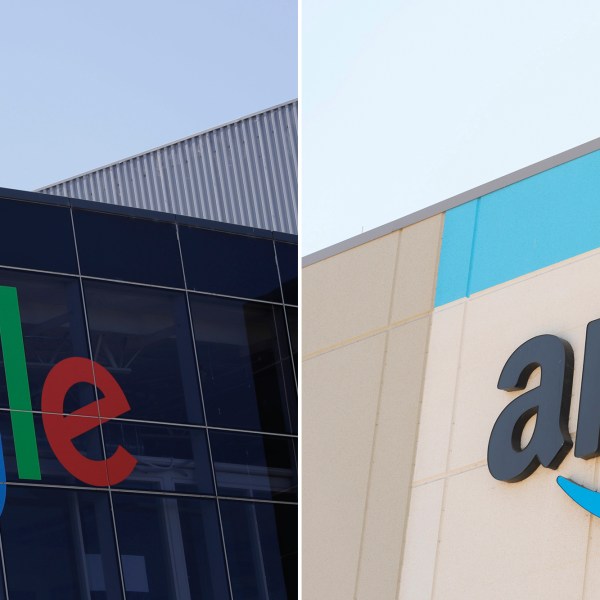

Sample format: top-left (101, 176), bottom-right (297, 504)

top-left (303, 217), bottom-right (600, 599)
top-left (303, 142), bottom-right (600, 600)
top-left (399, 247), bottom-right (600, 600)
top-left (302, 215), bottom-right (443, 600)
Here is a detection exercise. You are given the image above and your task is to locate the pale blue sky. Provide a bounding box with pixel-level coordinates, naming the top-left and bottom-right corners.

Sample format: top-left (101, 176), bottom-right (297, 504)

top-left (303, 0), bottom-right (600, 255)
top-left (0, 0), bottom-right (297, 190)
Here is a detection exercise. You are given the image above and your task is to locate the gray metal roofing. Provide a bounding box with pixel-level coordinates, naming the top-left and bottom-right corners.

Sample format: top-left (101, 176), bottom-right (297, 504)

top-left (37, 100), bottom-right (298, 235)
top-left (303, 135), bottom-right (600, 267)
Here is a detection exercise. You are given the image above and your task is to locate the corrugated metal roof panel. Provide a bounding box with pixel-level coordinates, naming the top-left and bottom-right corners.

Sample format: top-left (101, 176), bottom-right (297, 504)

top-left (37, 100), bottom-right (298, 235)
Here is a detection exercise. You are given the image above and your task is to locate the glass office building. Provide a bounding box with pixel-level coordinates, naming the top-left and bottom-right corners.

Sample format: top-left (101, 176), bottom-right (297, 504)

top-left (0, 185), bottom-right (297, 599)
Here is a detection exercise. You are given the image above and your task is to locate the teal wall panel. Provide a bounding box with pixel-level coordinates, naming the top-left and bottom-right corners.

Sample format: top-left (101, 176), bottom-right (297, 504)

top-left (434, 200), bottom-right (478, 306)
top-left (435, 149), bottom-right (600, 307)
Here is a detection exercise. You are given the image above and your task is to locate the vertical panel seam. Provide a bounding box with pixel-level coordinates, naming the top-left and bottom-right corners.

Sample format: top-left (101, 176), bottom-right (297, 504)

top-left (353, 230), bottom-right (402, 599)
top-left (174, 222), bottom-right (235, 599)
top-left (466, 198), bottom-right (480, 298)
top-left (581, 458), bottom-right (599, 598)
top-left (395, 213), bottom-right (444, 600)
top-left (430, 300), bottom-right (468, 600)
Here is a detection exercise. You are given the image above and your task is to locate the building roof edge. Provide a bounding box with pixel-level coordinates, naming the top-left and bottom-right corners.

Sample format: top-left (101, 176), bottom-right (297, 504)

top-left (37, 99), bottom-right (298, 192)
top-left (302, 135), bottom-right (600, 268)
top-left (0, 185), bottom-right (297, 242)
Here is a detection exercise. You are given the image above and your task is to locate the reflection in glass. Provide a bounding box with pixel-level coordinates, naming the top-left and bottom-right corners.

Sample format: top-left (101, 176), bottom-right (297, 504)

top-left (275, 242), bottom-right (298, 305)
top-left (210, 431), bottom-right (297, 502)
top-left (1, 486), bottom-right (122, 599)
top-left (191, 295), bottom-right (297, 434)
top-left (285, 307), bottom-right (298, 384)
top-left (73, 209), bottom-right (184, 288)
top-left (179, 226), bottom-right (281, 301)
top-left (84, 281), bottom-right (203, 425)
top-left (112, 493), bottom-right (230, 599)
top-left (0, 411), bottom-right (106, 487)
top-left (0, 197), bottom-right (78, 274)
top-left (221, 500), bottom-right (297, 600)
top-left (102, 420), bottom-right (213, 495)
top-left (0, 269), bottom-right (93, 413)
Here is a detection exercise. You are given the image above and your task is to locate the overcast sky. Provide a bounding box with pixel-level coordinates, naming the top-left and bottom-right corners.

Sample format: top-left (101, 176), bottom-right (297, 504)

top-left (303, 0), bottom-right (600, 255)
top-left (0, 0), bottom-right (297, 191)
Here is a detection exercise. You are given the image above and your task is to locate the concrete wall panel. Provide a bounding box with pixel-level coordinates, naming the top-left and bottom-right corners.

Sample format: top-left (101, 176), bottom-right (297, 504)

top-left (433, 459), bottom-right (591, 600)
top-left (391, 215), bottom-right (443, 324)
top-left (302, 334), bottom-right (386, 600)
top-left (302, 232), bottom-right (400, 356)
top-left (355, 317), bottom-right (430, 599)
top-left (304, 146), bottom-right (600, 600)
top-left (398, 247), bottom-right (600, 598)
top-left (398, 479), bottom-right (445, 600)
top-left (303, 215), bottom-right (444, 599)
top-left (413, 301), bottom-right (465, 483)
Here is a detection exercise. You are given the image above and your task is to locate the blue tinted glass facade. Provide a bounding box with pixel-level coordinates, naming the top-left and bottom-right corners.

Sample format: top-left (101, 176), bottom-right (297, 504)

top-left (0, 189), bottom-right (298, 599)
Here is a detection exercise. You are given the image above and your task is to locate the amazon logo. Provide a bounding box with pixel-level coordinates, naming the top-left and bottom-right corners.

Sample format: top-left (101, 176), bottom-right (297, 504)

top-left (488, 319), bottom-right (600, 516)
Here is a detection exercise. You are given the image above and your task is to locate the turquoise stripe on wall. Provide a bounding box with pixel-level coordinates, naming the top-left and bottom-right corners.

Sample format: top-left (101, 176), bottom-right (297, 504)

top-left (435, 201), bottom-right (478, 306)
top-left (435, 150), bottom-right (600, 307)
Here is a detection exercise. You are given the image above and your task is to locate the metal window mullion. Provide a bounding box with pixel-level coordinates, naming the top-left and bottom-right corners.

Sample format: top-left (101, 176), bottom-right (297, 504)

top-left (175, 222), bottom-right (235, 599)
top-left (272, 241), bottom-right (298, 393)
top-left (0, 520), bottom-right (11, 599)
top-left (69, 207), bottom-right (128, 600)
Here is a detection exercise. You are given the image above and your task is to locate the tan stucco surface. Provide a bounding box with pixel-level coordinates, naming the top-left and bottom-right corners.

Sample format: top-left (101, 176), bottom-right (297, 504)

top-left (302, 215), bottom-right (442, 599)
top-left (400, 247), bottom-right (600, 599)
top-left (303, 208), bottom-right (600, 599)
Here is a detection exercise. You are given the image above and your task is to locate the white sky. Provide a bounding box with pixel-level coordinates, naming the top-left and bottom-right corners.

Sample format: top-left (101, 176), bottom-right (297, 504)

top-left (302, 0), bottom-right (600, 255)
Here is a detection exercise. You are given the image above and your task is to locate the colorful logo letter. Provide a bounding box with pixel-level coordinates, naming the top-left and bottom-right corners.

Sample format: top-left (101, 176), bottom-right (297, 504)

top-left (0, 286), bottom-right (137, 515)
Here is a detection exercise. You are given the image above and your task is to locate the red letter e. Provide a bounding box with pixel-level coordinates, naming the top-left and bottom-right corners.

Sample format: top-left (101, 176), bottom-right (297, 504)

top-left (42, 357), bottom-right (137, 486)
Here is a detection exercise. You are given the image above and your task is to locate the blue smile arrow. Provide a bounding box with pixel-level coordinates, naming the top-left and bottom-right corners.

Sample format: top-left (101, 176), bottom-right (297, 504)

top-left (557, 476), bottom-right (600, 517)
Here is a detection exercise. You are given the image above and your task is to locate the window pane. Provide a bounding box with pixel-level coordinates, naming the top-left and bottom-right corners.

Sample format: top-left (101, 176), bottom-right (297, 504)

top-left (1, 486), bottom-right (122, 599)
top-left (191, 295), bottom-right (296, 434)
top-left (179, 226), bottom-right (281, 301)
top-left (221, 500), bottom-right (297, 600)
top-left (0, 197), bottom-right (78, 274)
top-left (210, 431), bottom-right (297, 502)
top-left (102, 420), bottom-right (214, 495)
top-left (0, 269), bottom-right (93, 413)
top-left (286, 307), bottom-right (298, 382)
top-left (73, 210), bottom-right (184, 288)
top-left (84, 281), bottom-right (203, 425)
top-left (275, 242), bottom-right (298, 305)
top-left (0, 411), bottom-right (107, 487)
top-left (112, 493), bottom-right (229, 600)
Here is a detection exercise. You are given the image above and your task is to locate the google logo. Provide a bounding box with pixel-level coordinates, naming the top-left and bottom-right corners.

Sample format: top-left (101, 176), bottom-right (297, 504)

top-left (0, 285), bottom-right (136, 514)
